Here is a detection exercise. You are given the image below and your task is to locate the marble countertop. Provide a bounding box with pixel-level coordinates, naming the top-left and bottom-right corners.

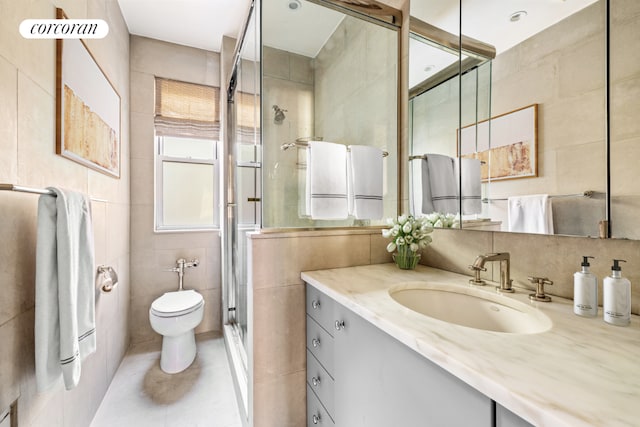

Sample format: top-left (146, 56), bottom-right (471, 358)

top-left (301, 263), bottom-right (640, 427)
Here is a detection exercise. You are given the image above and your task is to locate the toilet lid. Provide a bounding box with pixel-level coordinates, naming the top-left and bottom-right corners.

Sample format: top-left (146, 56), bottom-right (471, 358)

top-left (151, 290), bottom-right (204, 315)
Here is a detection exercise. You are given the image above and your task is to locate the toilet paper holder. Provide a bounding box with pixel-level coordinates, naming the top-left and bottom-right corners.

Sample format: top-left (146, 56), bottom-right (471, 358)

top-left (97, 265), bottom-right (119, 293)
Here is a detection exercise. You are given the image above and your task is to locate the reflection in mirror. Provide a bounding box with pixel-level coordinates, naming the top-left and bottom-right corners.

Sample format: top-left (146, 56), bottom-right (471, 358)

top-left (610, 1), bottom-right (640, 240)
top-left (410, 0), bottom-right (608, 237)
top-left (261, 0), bottom-right (399, 228)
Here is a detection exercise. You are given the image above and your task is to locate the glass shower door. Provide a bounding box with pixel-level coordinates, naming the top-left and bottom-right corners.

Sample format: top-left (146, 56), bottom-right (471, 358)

top-left (224, 0), bottom-right (259, 375)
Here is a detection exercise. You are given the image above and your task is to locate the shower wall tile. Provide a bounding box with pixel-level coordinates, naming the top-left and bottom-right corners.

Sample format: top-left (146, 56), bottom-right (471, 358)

top-left (253, 285), bottom-right (306, 383)
top-left (249, 229), bottom-right (388, 427)
top-left (253, 370), bottom-right (306, 427)
top-left (263, 46), bottom-right (290, 79)
top-left (289, 53), bottom-right (313, 85)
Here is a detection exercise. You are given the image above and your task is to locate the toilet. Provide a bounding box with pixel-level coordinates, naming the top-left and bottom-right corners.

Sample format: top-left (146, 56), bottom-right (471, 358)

top-left (149, 289), bottom-right (205, 374)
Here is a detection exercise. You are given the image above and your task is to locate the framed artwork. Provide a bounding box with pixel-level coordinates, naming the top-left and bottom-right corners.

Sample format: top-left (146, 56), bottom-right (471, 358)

top-left (55, 8), bottom-right (121, 178)
top-left (459, 104), bottom-right (537, 182)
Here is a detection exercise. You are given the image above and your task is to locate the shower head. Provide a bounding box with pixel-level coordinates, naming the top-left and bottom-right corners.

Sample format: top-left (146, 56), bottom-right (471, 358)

top-left (273, 105), bottom-right (287, 124)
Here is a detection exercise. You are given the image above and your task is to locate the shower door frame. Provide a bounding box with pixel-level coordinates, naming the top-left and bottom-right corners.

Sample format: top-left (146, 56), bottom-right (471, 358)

top-left (221, 0), bottom-right (258, 424)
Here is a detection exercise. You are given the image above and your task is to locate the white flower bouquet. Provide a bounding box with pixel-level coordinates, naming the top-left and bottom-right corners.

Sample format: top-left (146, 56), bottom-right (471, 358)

top-left (422, 212), bottom-right (460, 229)
top-left (382, 215), bottom-right (433, 269)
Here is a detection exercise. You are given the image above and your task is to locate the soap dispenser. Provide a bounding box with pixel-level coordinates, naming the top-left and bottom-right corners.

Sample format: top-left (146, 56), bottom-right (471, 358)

top-left (603, 259), bottom-right (631, 326)
top-left (574, 256), bottom-right (597, 317)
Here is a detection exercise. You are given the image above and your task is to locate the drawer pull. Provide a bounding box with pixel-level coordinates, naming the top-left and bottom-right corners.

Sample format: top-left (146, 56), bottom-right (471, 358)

top-left (312, 413), bottom-right (321, 424)
top-left (312, 299), bottom-right (321, 309)
top-left (311, 376), bottom-right (321, 387)
top-left (312, 338), bottom-right (320, 348)
top-left (335, 320), bottom-right (345, 331)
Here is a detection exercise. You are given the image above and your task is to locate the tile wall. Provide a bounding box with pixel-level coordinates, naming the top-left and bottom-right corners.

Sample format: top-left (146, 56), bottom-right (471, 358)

top-left (129, 36), bottom-right (222, 345)
top-left (0, 0), bottom-right (130, 425)
top-left (248, 229), bottom-right (392, 427)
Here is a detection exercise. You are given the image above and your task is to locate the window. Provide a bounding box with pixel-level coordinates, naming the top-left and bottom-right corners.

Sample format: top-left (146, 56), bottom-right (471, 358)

top-left (154, 78), bottom-right (220, 231)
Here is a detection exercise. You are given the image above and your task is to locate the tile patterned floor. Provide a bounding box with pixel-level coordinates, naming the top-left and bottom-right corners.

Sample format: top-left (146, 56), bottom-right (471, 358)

top-left (91, 332), bottom-right (243, 427)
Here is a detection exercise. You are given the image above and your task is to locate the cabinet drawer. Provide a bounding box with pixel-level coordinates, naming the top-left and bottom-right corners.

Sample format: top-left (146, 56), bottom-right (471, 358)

top-left (307, 384), bottom-right (334, 426)
top-left (306, 283), bottom-right (336, 336)
top-left (307, 349), bottom-right (334, 416)
top-left (306, 315), bottom-right (334, 374)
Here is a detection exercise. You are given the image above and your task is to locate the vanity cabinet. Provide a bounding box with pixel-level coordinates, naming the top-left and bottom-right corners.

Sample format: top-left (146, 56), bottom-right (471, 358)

top-left (306, 283), bottom-right (494, 427)
top-left (496, 404), bottom-right (534, 427)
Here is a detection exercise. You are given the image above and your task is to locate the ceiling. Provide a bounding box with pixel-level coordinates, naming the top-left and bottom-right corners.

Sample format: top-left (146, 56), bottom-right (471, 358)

top-left (116, 0), bottom-right (598, 88)
top-left (117, 0), bottom-right (598, 56)
top-left (116, 0), bottom-right (252, 52)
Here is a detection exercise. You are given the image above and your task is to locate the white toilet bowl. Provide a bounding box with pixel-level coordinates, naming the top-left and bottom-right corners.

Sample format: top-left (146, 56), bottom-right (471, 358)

top-left (149, 289), bottom-right (205, 374)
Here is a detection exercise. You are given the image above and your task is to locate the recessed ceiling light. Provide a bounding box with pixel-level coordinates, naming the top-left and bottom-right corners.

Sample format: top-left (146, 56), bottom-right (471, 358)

top-left (288, 0), bottom-right (302, 11)
top-left (509, 10), bottom-right (528, 22)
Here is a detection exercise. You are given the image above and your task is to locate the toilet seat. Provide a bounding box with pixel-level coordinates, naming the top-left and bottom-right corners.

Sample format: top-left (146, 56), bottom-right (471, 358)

top-left (150, 290), bottom-right (204, 318)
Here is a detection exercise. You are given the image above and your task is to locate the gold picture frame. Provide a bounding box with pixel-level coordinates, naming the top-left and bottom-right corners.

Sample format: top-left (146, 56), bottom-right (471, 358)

top-left (459, 104), bottom-right (538, 182)
top-left (55, 8), bottom-right (121, 178)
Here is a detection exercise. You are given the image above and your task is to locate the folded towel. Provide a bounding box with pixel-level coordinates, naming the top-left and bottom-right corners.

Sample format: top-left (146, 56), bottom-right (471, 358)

top-left (35, 188), bottom-right (96, 391)
top-left (306, 141), bottom-right (349, 219)
top-left (421, 154), bottom-right (458, 214)
top-left (456, 157), bottom-right (482, 215)
top-left (347, 145), bottom-right (383, 219)
top-left (508, 194), bottom-right (554, 234)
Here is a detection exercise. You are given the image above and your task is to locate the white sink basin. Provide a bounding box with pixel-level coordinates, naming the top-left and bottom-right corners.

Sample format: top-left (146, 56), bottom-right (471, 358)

top-left (388, 282), bottom-right (552, 334)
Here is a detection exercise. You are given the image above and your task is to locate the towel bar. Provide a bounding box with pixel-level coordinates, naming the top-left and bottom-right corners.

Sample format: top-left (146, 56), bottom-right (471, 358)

top-left (280, 141), bottom-right (389, 157)
top-left (0, 183), bottom-right (108, 202)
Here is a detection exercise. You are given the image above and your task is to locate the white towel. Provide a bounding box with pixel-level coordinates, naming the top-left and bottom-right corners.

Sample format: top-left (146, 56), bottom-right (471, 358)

top-left (456, 158), bottom-right (482, 215)
top-left (421, 154), bottom-right (458, 214)
top-left (306, 141), bottom-right (349, 219)
top-left (347, 145), bottom-right (383, 219)
top-left (35, 187), bottom-right (96, 391)
top-left (508, 194), bottom-right (554, 234)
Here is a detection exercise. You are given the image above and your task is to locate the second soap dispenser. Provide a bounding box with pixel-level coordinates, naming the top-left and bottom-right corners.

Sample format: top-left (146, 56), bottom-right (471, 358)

top-left (603, 259), bottom-right (631, 326)
top-left (574, 256), bottom-right (597, 317)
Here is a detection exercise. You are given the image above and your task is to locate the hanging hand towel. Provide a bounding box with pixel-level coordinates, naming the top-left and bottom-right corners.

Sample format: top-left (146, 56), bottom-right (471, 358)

top-left (421, 154), bottom-right (458, 215)
top-left (508, 194), bottom-right (554, 234)
top-left (306, 141), bottom-right (349, 219)
top-left (347, 145), bottom-right (383, 220)
top-left (456, 157), bottom-right (482, 215)
top-left (35, 187), bottom-right (96, 391)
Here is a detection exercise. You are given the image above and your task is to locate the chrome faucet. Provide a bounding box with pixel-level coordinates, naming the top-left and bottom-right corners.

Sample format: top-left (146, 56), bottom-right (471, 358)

top-left (165, 258), bottom-right (199, 291)
top-left (468, 252), bottom-right (514, 292)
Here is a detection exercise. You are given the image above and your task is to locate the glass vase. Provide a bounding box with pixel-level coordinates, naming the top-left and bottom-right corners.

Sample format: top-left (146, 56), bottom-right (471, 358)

top-left (392, 246), bottom-right (421, 270)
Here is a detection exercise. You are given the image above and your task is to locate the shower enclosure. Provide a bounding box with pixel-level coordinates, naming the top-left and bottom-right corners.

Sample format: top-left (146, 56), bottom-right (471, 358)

top-left (222, 0), bottom-right (260, 421)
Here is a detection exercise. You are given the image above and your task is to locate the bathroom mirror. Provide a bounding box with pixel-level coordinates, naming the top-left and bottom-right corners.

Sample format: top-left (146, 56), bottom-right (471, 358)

top-left (261, 0), bottom-right (400, 228)
top-left (609, 1), bottom-right (640, 240)
top-left (409, 0), bottom-right (608, 237)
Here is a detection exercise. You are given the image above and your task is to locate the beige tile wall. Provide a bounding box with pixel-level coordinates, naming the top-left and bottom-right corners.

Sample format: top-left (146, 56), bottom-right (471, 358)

top-left (0, 0), bottom-right (130, 425)
top-left (129, 36), bottom-right (222, 345)
top-left (422, 228), bottom-right (640, 315)
top-left (248, 229), bottom-right (393, 427)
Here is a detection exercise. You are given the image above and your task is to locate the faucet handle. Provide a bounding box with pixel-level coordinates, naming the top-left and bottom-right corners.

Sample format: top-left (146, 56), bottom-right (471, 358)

top-left (527, 277), bottom-right (553, 302)
top-left (468, 264), bottom-right (487, 286)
